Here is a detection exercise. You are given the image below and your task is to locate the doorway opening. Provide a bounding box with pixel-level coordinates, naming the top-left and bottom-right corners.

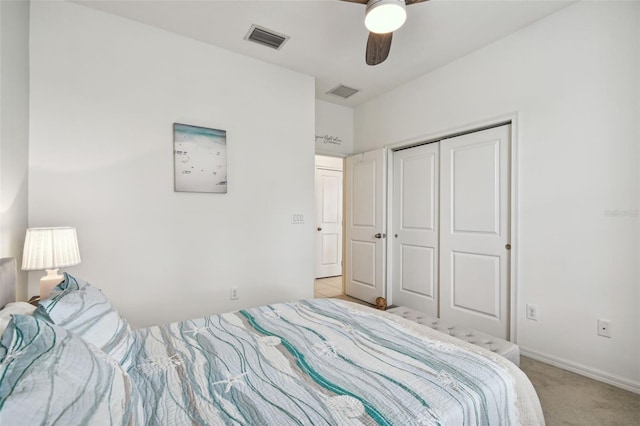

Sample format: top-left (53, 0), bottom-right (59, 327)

top-left (314, 155), bottom-right (344, 298)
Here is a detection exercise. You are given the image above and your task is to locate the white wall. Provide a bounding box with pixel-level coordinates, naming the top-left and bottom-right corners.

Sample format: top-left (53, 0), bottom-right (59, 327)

top-left (29, 1), bottom-right (316, 327)
top-left (315, 99), bottom-right (353, 157)
top-left (0, 0), bottom-right (29, 300)
top-left (355, 1), bottom-right (640, 391)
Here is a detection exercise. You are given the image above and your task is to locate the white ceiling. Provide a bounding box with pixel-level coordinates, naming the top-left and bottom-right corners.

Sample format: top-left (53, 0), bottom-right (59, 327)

top-left (75, 0), bottom-right (574, 107)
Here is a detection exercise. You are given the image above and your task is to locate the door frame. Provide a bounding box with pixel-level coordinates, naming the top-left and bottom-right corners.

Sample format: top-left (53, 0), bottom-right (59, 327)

top-left (314, 154), bottom-right (345, 280)
top-left (385, 113), bottom-right (519, 343)
top-left (314, 154), bottom-right (347, 292)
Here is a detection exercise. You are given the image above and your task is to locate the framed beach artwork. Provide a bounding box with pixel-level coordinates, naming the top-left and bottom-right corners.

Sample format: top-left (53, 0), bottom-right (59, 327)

top-left (173, 123), bottom-right (227, 193)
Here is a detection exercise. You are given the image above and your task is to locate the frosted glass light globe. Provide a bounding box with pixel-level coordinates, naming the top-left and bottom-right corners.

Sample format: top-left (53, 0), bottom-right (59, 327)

top-left (365, 0), bottom-right (407, 34)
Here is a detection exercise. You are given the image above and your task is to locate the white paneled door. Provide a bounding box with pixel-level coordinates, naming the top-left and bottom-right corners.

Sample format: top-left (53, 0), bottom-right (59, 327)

top-left (345, 149), bottom-right (387, 303)
top-left (440, 125), bottom-right (511, 339)
top-left (315, 167), bottom-right (343, 278)
top-left (391, 143), bottom-right (439, 316)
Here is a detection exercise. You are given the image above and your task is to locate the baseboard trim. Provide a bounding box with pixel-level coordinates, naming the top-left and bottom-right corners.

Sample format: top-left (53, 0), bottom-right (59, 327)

top-left (520, 347), bottom-right (640, 395)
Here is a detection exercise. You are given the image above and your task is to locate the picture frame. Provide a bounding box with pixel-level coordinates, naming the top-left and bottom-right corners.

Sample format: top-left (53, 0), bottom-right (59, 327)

top-left (173, 123), bottom-right (227, 193)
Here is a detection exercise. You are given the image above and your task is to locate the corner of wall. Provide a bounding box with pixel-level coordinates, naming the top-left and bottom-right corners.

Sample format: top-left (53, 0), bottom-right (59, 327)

top-left (0, 0), bottom-right (30, 301)
top-left (315, 99), bottom-right (354, 157)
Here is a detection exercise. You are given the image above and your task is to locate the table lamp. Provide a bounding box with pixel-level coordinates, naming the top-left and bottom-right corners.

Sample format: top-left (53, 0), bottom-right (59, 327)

top-left (22, 227), bottom-right (81, 299)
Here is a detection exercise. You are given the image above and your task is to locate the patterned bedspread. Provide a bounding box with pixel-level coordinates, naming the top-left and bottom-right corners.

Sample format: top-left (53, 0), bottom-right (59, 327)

top-left (130, 299), bottom-right (544, 425)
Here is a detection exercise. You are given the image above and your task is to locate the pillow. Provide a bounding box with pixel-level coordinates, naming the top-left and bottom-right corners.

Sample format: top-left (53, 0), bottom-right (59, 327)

top-left (53, 272), bottom-right (90, 292)
top-left (0, 315), bottom-right (144, 425)
top-left (35, 275), bottom-right (136, 370)
top-left (0, 302), bottom-right (36, 336)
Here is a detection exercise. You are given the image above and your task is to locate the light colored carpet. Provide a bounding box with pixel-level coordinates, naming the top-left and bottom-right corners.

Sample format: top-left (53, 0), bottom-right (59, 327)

top-left (520, 356), bottom-right (640, 425)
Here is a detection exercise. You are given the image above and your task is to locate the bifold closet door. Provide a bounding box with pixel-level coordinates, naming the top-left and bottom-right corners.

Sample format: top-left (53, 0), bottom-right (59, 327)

top-left (439, 125), bottom-right (511, 339)
top-left (345, 149), bottom-right (387, 303)
top-left (391, 143), bottom-right (439, 316)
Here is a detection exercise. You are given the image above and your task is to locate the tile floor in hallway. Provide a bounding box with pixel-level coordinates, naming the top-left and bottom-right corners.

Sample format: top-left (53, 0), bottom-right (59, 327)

top-left (313, 276), bottom-right (343, 298)
top-left (314, 276), bottom-right (374, 308)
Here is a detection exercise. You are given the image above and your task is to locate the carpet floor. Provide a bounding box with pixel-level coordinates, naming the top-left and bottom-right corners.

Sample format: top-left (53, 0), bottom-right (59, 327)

top-left (520, 356), bottom-right (640, 425)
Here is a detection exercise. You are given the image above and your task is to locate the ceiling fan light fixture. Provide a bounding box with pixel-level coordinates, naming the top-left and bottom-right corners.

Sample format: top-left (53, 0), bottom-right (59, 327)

top-left (365, 0), bottom-right (407, 34)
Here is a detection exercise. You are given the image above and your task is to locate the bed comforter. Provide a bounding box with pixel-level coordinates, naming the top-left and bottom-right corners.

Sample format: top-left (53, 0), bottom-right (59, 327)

top-left (130, 299), bottom-right (544, 425)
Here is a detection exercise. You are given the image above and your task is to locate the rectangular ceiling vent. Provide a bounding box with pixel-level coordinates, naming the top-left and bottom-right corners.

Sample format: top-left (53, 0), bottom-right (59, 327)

top-left (327, 84), bottom-right (360, 99)
top-left (245, 25), bottom-right (289, 50)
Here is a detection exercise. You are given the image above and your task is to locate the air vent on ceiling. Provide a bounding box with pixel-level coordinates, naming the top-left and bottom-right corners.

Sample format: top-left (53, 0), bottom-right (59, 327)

top-left (326, 84), bottom-right (360, 99)
top-left (245, 24), bottom-right (289, 50)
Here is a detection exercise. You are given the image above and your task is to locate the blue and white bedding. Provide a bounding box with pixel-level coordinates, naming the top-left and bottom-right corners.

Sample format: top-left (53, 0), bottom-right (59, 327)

top-left (130, 299), bottom-right (544, 425)
top-left (0, 315), bottom-right (143, 425)
top-left (0, 272), bottom-right (544, 425)
top-left (35, 273), bottom-right (137, 369)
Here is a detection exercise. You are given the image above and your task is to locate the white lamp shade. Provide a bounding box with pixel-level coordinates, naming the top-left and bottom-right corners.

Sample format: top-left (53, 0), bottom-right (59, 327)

top-left (365, 0), bottom-right (407, 34)
top-left (22, 227), bottom-right (81, 271)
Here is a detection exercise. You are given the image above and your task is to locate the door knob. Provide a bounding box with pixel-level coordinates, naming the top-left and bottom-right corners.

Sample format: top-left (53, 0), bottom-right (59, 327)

top-left (374, 233), bottom-right (382, 239)
top-left (317, 227), bottom-right (322, 231)
top-left (505, 244), bottom-right (511, 250)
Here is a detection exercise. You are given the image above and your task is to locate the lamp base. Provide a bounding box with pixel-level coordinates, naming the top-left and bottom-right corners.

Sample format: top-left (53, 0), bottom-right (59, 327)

top-left (40, 269), bottom-right (64, 299)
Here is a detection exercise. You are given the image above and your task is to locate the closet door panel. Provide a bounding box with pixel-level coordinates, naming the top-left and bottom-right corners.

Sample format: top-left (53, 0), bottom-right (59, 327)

top-left (440, 125), bottom-right (511, 339)
top-left (391, 143), bottom-right (439, 315)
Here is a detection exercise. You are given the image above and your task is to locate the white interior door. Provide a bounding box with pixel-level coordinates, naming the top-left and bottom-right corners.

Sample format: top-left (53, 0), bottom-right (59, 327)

top-left (315, 167), bottom-right (343, 278)
top-left (440, 125), bottom-right (511, 339)
top-left (345, 149), bottom-right (386, 303)
top-left (391, 143), bottom-right (439, 315)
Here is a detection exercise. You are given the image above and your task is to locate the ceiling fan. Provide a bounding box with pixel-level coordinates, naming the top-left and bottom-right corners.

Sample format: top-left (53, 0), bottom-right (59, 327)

top-left (341, 0), bottom-right (428, 66)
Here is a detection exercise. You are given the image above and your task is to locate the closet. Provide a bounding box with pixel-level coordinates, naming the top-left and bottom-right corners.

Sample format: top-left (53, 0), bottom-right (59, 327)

top-left (390, 124), bottom-right (511, 338)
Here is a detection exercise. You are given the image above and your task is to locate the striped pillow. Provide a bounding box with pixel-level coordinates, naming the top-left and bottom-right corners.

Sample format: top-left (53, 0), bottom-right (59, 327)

top-left (0, 315), bottom-right (144, 425)
top-left (36, 275), bottom-right (136, 370)
top-left (53, 272), bottom-right (90, 292)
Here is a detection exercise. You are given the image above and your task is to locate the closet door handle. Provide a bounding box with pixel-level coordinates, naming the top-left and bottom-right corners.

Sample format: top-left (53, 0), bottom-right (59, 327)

top-left (374, 233), bottom-right (386, 239)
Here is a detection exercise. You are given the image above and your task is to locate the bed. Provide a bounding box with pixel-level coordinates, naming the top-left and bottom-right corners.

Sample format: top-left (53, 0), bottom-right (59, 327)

top-left (0, 258), bottom-right (545, 425)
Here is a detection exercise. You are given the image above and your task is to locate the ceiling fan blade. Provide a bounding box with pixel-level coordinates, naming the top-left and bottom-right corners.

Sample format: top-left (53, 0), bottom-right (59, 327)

top-left (339, 0), bottom-right (368, 4)
top-left (366, 32), bottom-right (393, 66)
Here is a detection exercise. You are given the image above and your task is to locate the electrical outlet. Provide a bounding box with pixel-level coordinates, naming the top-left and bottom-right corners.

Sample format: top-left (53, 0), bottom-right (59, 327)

top-left (526, 304), bottom-right (538, 321)
top-left (597, 318), bottom-right (611, 338)
top-left (230, 286), bottom-right (239, 300)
